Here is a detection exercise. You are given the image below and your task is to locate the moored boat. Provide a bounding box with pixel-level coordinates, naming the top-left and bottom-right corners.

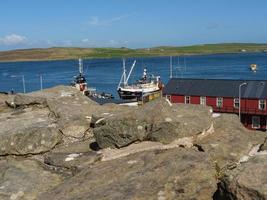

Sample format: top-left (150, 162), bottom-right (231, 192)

top-left (117, 59), bottom-right (163, 100)
top-left (250, 64), bottom-right (257, 72)
top-left (71, 58), bottom-right (88, 92)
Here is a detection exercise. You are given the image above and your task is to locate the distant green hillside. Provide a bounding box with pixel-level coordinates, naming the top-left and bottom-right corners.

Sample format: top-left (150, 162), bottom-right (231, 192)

top-left (0, 43), bottom-right (267, 62)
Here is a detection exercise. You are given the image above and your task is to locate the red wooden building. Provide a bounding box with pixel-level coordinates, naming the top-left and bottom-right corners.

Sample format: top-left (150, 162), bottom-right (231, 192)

top-left (163, 78), bottom-right (267, 130)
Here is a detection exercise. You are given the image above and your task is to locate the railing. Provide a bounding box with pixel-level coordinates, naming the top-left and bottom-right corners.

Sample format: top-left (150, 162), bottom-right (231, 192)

top-left (212, 106), bottom-right (267, 115)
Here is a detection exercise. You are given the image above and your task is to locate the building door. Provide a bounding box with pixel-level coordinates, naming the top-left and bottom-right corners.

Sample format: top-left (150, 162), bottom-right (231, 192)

top-left (252, 116), bottom-right (260, 129)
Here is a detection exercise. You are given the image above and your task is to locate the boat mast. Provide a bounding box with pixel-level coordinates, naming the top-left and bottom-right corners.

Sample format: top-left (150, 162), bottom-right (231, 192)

top-left (79, 58), bottom-right (83, 75)
top-left (123, 58), bottom-right (127, 86)
top-left (170, 56), bottom-right (173, 78)
top-left (125, 60), bottom-right (136, 84)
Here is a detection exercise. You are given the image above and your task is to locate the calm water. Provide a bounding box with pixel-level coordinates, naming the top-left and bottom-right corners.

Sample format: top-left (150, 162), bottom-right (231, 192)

top-left (1, 53), bottom-right (267, 98)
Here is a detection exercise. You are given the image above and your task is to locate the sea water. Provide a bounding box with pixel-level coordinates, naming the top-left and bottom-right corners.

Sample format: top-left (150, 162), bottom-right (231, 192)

top-left (0, 52), bottom-right (267, 98)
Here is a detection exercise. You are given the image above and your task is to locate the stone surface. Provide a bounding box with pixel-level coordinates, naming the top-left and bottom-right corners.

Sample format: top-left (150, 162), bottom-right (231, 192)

top-left (0, 158), bottom-right (63, 200)
top-left (259, 137), bottom-right (267, 152)
top-left (44, 151), bottom-right (101, 173)
top-left (59, 119), bottom-right (90, 138)
top-left (39, 148), bottom-right (217, 200)
top-left (7, 94), bottom-right (46, 108)
top-left (215, 155), bottom-right (267, 200)
top-left (93, 99), bottom-right (213, 148)
top-left (0, 106), bottom-right (62, 155)
top-left (197, 114), bottom-right (266, 167)
top-left (0, 126), bottom-right (62, 155)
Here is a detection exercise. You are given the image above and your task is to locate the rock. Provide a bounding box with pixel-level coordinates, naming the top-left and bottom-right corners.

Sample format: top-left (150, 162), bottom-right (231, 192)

top-left (0, 105), bottom-right (61, 155)
top-left (196, 114), bottom-right (266, 167)
top-left (44, 151), bottom-right (101, 173)
top-left (259, 137), bottom-right (267, 152)
top-left (94, 117), bottom-right (149, 148)
top-left (51, 140), bottom-right (93, 154)
top-left (39, 148), bottom-right (217, 200)
top-left (59, 119), bottom-right (90, 139)
top-left (6, 93), bottom-right (47, 108)
top-left (0, 94), bottom-right (11, 113)
top-left (0, 126), bottom-right (62, 155)
top-left (215, 155), bottom-right (267, 199)
top-left (0, 158), bottom-right (63, 200)
top-left (94, 98), bottom-right (212, 148)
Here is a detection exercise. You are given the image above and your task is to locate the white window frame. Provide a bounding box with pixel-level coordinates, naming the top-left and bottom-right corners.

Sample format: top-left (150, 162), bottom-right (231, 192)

top-left (252, 116), bottom-right (260, 129)
top-left (185, 96), bottom-right (190, 104)
top-left (200, 96), bottom-right (206, 106)
top-left (216, 97), bottom-right (223, 108)
top-left (258, 99), bottom-right (266, 110)
top-left (166, 95), bottom-right (171, 101)
top-left (234, 98), bottom-right (240, 109)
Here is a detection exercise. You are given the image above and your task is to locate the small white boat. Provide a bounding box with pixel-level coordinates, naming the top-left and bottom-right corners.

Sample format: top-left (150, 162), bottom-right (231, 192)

top-left (250, 64), bottom-right (257, 72)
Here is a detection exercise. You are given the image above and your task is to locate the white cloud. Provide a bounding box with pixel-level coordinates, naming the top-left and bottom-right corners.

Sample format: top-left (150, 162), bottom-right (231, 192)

top-left (0, 34), bottom-right (27, 45)
top-left (81, 38), bottom-right (90, 43)
top-left (88, 14), bottom-right (130, 26)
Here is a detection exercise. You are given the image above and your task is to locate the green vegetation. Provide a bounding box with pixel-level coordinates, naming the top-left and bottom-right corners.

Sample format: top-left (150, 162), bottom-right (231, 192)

top-left (1, 43), bottom-right (267, 62)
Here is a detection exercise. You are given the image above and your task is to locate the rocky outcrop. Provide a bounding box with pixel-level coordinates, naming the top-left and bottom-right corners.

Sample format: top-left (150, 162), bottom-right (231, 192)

top-left (0, 158), bottom-right (63, 200)
top-left (1, 86), bottom-right (267, 200)
top-left (215, 155), bottom-right (267, 200)
top-left (6, 94), bottom-right (46, 108)
top-left (93, 99), bottom-right (213, 148)
top-left (0, 126), bottom-right (62, 156)
top-left (39, 148), bottom-right (217, 200)
top-left (259, 137), bottom-right (267, 152)
top-left (0, 106), bottom-right (61, 155)
top-left (197, 114), bottom-right (266, 167)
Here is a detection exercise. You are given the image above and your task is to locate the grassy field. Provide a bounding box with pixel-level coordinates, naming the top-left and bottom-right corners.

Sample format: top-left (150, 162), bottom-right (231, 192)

top-left (0, 43), bottom-right (267, 62)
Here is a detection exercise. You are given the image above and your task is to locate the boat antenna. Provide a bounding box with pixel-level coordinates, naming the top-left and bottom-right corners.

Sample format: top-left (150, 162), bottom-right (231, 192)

top-left (79, 58), bottom-right (83, 75)
top-left (170, 56), bottom-right (173, 78)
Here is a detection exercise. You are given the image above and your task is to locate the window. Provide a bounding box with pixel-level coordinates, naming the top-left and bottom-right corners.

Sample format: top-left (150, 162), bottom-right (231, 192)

top-left (258, 99), bottom-right (266, 110)
top-left (166, 95), bottom-right (171, 101)
top-left (185, 96), bottom-right (190, 104)
top-left (216, 97), bottom-right (223, 108)
top-left (200, 96), bottom-right (206, 106)
top-left (252, 116), bottom-right (260, 129)
top-left (234, 98), bottom-right (240, 109)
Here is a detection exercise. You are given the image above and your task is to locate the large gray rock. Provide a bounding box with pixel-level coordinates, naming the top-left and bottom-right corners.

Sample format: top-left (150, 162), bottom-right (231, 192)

top-left (6, 93), bottom-right (47, 108)
top-left (215, 155), bottom-right (267, 200)
top-left (39, 148), bottom-right (217, 200)
top-left (93, 99), bottom-right (213, 148)
top-left (197, 114), bottom-right (266, 167)
top-left (0, 127), bottom-right (62, 155)
top-left (0, 106), bottom-right (61, 155)
top-left (0, 158), bottom-right (63, 200)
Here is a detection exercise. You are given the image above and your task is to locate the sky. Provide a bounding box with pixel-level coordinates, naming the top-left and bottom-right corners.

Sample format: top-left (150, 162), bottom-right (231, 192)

top-left (0, 0), bottom-right (267, 50)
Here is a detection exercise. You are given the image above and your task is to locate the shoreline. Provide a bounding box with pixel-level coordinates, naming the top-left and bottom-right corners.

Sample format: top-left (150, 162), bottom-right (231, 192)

top-left (0, 50), bottom-right (266, 64)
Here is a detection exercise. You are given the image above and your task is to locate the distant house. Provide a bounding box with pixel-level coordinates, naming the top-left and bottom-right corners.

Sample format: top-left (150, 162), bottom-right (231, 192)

top-left (163, 78), bottom-right (267, 130)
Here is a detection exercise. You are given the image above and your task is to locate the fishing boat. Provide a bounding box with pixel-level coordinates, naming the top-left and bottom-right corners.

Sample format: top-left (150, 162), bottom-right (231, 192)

top-left (117, 59), bottom-right (163, 100)
top-left (250, 64), bottom-right (257, 72)
top-left (71, 58), bottom-right (88, 92)
top-left (71, 58), bottom-right (114, 99)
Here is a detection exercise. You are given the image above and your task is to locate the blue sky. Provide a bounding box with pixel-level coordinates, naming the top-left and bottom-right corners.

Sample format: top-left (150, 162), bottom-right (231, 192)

top-left (0, 0), bottom-right (267, 50)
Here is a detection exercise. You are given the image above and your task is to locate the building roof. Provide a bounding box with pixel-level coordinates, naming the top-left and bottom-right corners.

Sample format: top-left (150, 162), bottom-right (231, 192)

top-left (163, 78), bottom-right (267, 99)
